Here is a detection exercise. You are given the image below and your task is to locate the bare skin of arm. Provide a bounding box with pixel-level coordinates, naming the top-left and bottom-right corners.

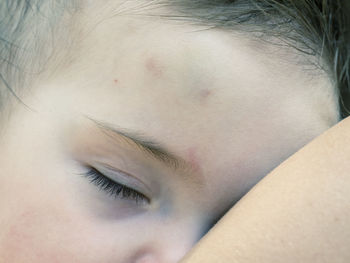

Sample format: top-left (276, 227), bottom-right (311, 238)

top-left (181, 117), bottom-right (350, 263)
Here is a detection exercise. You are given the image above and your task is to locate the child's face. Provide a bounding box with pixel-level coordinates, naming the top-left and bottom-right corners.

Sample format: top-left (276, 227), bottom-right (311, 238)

top-left (0, 2), bottom-right (339, 262)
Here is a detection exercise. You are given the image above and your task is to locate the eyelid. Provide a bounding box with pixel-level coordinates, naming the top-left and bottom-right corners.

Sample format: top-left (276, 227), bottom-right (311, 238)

top-left (93, 163), bottom-right (153, 198)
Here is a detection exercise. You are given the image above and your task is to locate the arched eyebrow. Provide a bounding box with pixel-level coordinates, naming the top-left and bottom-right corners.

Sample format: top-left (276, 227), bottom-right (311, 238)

top-left (86, 116), bottom-right (191, 173)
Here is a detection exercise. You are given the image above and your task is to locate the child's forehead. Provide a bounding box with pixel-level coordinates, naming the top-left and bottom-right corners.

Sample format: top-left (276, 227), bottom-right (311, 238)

top-left (70, 9), bottom-right (302, 92)
top-left (64, 7), bottom-right (335, 113)
top-left (53, 3), bottom-right (339, 138)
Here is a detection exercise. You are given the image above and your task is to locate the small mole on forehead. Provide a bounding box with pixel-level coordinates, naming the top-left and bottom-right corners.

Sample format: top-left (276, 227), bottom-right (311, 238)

top-left (145, 57), bottom-right (163, 78)
top-left (199, 88), bottom-right (213, 99)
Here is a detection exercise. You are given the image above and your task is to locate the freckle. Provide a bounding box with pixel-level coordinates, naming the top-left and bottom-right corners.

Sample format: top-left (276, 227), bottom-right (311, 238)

top-left (199, 89), bottom-right (213, 99)
top-left (187, 147), bottom-right (201, 173)
top-left (145, 57), bottom-right (163, 78)
top-left (113, 79), bottom-right (119, 84)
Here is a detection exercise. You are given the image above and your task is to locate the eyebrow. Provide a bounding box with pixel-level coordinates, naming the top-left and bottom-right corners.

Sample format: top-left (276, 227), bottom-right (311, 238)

top-left (87, 117), bottom-right (190, 172)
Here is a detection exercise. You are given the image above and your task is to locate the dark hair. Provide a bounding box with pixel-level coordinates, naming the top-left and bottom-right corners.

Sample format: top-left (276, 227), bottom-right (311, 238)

top-left (1, 0), bottom-right (349, 117)
top-left (0, 0), bottom-right (76, 110)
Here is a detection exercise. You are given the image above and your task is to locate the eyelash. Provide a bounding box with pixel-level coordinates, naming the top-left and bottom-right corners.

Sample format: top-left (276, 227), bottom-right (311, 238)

top-left (83, 167), bottom-right (149, 204)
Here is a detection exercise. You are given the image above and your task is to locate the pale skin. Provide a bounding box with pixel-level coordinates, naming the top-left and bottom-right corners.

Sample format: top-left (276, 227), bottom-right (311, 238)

top-left (0, 1), bottom-right (343, 262)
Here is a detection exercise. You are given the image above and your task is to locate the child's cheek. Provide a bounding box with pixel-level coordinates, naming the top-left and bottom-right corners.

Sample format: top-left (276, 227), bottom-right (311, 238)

top-left (1, 206), bottom-right (82, 263)
top-left (0, 179), bottom-right (117, 263)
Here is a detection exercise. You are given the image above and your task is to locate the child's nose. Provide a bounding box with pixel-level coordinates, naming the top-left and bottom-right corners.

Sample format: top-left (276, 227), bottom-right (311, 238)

top-left (132, 241), bottom-right (193, 263)
top-left (131, 219), bottom-right (204, 263)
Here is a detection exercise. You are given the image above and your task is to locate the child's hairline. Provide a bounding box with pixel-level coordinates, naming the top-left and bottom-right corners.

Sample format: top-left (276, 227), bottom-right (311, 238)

top-left (0, 0), bottom-right (349, 118)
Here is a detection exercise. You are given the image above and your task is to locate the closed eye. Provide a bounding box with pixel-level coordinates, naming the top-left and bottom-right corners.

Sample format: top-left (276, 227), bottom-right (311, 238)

top-left (83, 167), bottom-right (150, 205)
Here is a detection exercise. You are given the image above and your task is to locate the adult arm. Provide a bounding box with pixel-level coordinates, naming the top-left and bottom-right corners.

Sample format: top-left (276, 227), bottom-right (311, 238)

top-left (181, 117), bottom-right (350, 263)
